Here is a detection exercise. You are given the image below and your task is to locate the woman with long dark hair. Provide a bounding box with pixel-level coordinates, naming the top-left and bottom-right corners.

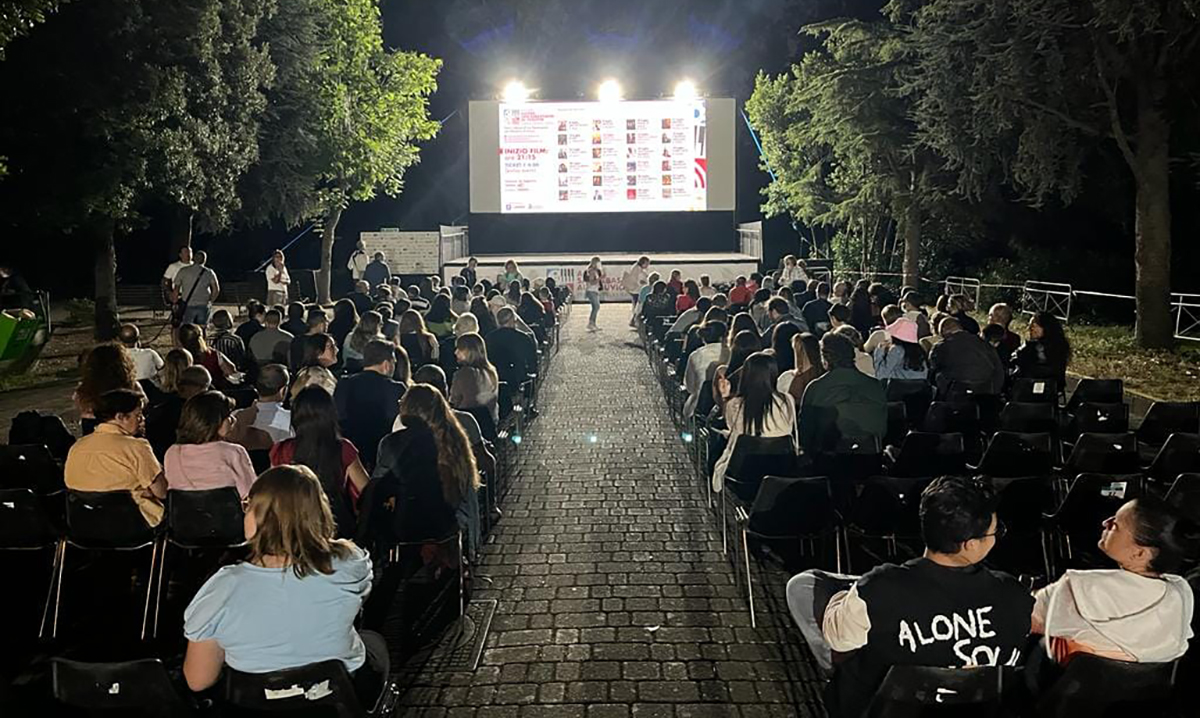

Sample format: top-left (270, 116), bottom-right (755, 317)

top-left (770, 322), bottom-right (802, 373)
top-left (328, 299), bottom-right (359, 350)
top-left (1012, 311), bottom-right (1071, 388)
top-left (726, 312), bottom-right (760, 349)
top-left (710, 352), bottom-right (796, 491)
top-left (450, 333), bottom-right (500, 427)
top-left (675, 279), bottom-right (700, 314)
top-left (270, 386), bottom-right (369, 538)
top-left (178, 323), bottom-right (237, 387)
top-left (872, 318), bottom-right (928, 381)
top-left (292, 333), bottom-right (338, 398)
top-left (424, 294), bottom-right (458, 339)
top-left (518, 292), bottom-right (548, 343)
top-left (713, 329), bottom-right (767, 410)
top-left (469, 296), bottom-right (498, 337)
top-left (849, 280), bottom-right (874, 336)
top-left (399, 309), bottom-right (439, 369)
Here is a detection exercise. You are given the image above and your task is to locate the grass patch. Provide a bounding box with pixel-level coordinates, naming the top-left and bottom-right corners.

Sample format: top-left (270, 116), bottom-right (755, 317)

top-left (1008, 316), bottom-right (1200, 401)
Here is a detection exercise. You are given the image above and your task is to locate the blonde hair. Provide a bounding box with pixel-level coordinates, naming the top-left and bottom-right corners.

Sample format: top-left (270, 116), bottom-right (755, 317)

top-left (246, 465), bottom-right (351, 578)
top-left (399, 384), bottom-right (481, 506)
top-left (455, 333), bottom-right (498, 386)
top-left (157, 348), bottom-right (193, 393)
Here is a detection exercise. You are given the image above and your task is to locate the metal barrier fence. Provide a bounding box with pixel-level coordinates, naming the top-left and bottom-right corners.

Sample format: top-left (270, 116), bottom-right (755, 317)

top-left (737, 221), bottom-right (763, 260)
top-left (944, 276), bottom-right (981, 309)
top-left (1021, 281), bottom-right (1074, 324)
top-left (1174, 294), bottom-right (1200, 342)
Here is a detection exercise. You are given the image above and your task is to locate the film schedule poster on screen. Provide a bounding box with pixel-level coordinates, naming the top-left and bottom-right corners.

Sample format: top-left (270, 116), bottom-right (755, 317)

top-left (498, 100), bottom-right (708, 214)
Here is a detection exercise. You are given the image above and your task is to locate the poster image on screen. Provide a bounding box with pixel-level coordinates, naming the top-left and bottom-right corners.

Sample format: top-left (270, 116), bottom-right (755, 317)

top-left (499, 100), bottom-right (708, 214)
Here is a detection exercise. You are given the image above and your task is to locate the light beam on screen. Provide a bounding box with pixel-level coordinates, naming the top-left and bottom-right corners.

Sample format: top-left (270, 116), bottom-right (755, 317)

top-left (502, 80), bottom-right (530, 104)
top-left (597, 79), bottom-right (623, 103)
top-left (673, 80), bottom-right (698, 101)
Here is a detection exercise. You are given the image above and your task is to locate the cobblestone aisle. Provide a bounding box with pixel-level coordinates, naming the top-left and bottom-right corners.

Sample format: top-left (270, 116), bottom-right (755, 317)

top-left (397, 305), bottom-right (826, 717)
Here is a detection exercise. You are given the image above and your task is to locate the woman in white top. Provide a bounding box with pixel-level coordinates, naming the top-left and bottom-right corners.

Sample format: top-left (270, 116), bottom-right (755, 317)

top-left (779, 255), bottom-right (808, 287)
top-left (711, 352), bottom-right (797, 492)
top-left (698, 274), bottom-right (718, 298)
top-left (1032, 497), bottom-right (1196, 665)
top-left (582, 256), bottom-right (604, 331)
top-left (833, 325), bottom-right (875, 377)
top-left (266, 250), bottom-right (290, 306)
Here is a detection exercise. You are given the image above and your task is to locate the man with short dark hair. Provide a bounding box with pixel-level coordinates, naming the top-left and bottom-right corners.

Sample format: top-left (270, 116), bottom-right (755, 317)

top-left (363, 252), bottom-right (391, 289)
top-left (346, 280), bottom-right (374, 316)
top-left (797, 332), bottom-right (886, 454)
top-left (668, 297), bottom-right (713, 336)
top-left (928, 316), bottom-right (1006, 397)
top-left (229, 364), bottom-right (292, 448)
top-left (826, 300), bottom-right (851, 333)
top-left (210, 309), bottom-right (247, 370)
top-left (766, 296), bottom-right (808, 333)
top-left (789, 477), bottom-right (1032, 718)
top-left (803, 282), bottom-right (834, 337)
top-left (248, 309), bottom-right (294, 366)
top-left (334, 340), bottom-right (405, 469)
top-left (236, 301), bottom-right (266, 345)
top-left (146, 366), bottom-right (212, 459)
top-left (289, 306), bottom-right (330, 372)
top-left (118, 323), bottom-right (163, 381)
top-left (459, 257), bottom-right (478, 288)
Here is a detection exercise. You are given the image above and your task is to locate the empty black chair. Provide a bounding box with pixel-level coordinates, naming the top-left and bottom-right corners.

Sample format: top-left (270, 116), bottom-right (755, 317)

top-left (921, 402), bottom-right (982, 455)
top-left (1067, 402), bottom-right (1129, 441)
top-left (987, 475), bottom-right (1055, 578)
top-left (884, 402), bottom-right (909, 449)
top-left (0, 443), bottom-right (64, 492)
top-left (866, 665), bottom-right (1006, 718)
top-left (461, 405), bottom-right (498, 443)
top-left (723, 435), bottom-right (800, 502)
top-left (1046, 473), bottom-right (1143, 571)
top-left (167, 488), bottom-right (246, 549)
top-left (1065, 432), bottom-right (1140, 475)
top-left (845, 476), bottom-right (931, 570)
top-left (1066, 378), bottom-right (1123, 412)
top-left (885, 379), bottom-right (934, 426)
top-left (1144, 433), bottom-right (1200, 485)
top-left (1010, 377), bottom-right (1059, 404)
top-left (888, 432), bottom-right (965, 479)
top-left (224, 660), bottom-right (365, 718)
top-left (998, 402), bottom-right (1057, 435)
top-left (0, 488), bottom-right (61, 634)
top-left (45, 490), bottom-right (161, 640)
top-left (1035, 654), bottom-right (1178, 717)
top-left (51, 658), bottom-right (194, 717)
top-left (973, 432), bottom-right (1054, 478)
top-left (733, 475), bottom-right (841, 627)
top-left (1136, 401), bottom-right (1200, 447)
top-left (1166, 473), bottom-right (1200, 523)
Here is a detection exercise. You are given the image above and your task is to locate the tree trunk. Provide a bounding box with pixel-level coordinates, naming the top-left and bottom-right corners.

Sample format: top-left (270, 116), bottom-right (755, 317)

top-left (169, 208), bottom-right (193, 256)
top-left (1132, 90), bottom-right (1173, 349)
top-left (93, 225), bottom-right (120, 340)
top-left (317, 205), bottom-right (342, 305)
top-left (901, 203), bottom-right (921, 290)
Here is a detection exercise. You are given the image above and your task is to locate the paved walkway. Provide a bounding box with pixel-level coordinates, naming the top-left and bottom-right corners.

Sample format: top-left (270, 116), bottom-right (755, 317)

top-left (397, 305), bottom-right (826, 717)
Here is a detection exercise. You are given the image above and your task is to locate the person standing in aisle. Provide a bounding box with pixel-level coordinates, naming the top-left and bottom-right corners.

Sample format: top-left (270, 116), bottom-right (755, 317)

top-left (266, 250), bottom-right (290, 306)
top-left (621, 256), bottom-right (650, 327)
top-left (173, 250), bottom-right (220, 327)
top-left (583, 256), bottom-right (604, 332)
top-left (163, 246), bottom-right (193, 307)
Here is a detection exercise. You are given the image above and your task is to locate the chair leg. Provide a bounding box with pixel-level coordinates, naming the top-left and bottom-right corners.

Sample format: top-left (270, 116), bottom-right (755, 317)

top-left (39, 538), bottom-right (65, 639)
top-left (50, 539), bottom-right (67, 639)
top-left (141, 538), bottom-right (160, 641)
top-left (458, 531), bottom-right (465, 619)
top-left (720, 490), bottom-right (727, 555)
top-left (152, 540), bottom-right (167, 639)
top-left (835, 530), bottom-right (844, 574)
top-left (742, 528), bottom-right (755, 629)
top-left (1040, 531), bottom-right (1054, 579)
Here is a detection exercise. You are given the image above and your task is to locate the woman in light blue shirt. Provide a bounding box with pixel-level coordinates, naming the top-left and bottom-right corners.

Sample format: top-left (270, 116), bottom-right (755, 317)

top-left (872, 317), bottom-right (929, 381)
top-left (182, 464), bottom-right (375, 692)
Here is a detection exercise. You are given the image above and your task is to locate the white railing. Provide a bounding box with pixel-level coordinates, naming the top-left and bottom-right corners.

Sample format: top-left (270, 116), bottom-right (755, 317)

top-left (1174, 293), bottom-right (1200, 342)
top-left (944, 276), bottom-right (982, 309)
top-left (737, 221), bottom-right (763, 260)
top-left (439, 225), bottom-right (469, 264)
top-left (1021, 281), bottom-right (1074, 323)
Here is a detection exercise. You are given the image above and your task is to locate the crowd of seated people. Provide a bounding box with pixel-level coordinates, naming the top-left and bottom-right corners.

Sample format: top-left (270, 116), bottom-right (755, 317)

top-left (633, 260), bottom-right (1197, 716)
top-left (15, 262), bottom-right (565, 710)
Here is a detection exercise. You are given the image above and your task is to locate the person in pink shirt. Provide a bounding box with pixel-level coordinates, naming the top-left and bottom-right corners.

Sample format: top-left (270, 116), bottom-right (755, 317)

top-left (164, 391), bottom-right (258, 498)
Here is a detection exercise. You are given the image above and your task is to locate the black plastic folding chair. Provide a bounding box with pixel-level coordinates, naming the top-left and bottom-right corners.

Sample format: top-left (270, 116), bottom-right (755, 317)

top-left (1010, 377), bottom-right (1059, 404)
top-left (866, 665), bottom-right (1007, 718)
top-left (0, 443), bottom-right (64, 492)
top-left (51, 657), bottom-right (195, 717)
top-left (1144, 433), bottom-right (1200, 486)
top-left (1066, 378), bottom-right (1124, 412)
top-left (887, 432), bottom-right (965, 479)
top-left (1064, 432), bottom-right (1140, 476)
top-left (1136, 401), bottom-right (1200, 448)
top-left (224, 659), bottom-right (366, 718)
top-left (1035, 654), bottom-right (1178, 717)
top-left (972, 432), bottom-right (1054, 479)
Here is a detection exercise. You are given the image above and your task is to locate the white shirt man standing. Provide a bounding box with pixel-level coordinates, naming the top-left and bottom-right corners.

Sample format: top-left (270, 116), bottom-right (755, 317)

top-left (347, 240), bottom-right (369, 281)
top-left (173, 250), bottom-right (220, 327)
top-left (266, 250), bottom-right (290, 306)
top-left (162, 246), bottom-right (193, 304)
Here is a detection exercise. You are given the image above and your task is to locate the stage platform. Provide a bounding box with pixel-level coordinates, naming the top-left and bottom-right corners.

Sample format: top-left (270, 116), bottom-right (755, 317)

top-left (443, 252), bottom-right (760, 301)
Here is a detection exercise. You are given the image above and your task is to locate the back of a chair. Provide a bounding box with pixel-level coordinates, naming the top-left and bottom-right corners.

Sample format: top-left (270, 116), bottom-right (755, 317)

top-left (1036, 654), bottom-right (1177, 716)
top-left (885, 402), bottom-right (909, 447)
top-left (998, 402), bottom-right (1056, 434)
top-left (461, 405), bottom-right (498, 443)
top-left (1056, 473), bottom-right (1144, 536)
top-left (0, 443), bottom-right (64, 493)
top-left (224, 660), bottom-right (362, 718)
top-left (866, 665), bottom-right (1005, 718)
top-left (922, 402), bottom-right (980, 437)
top-left (1137, 401), bottom-right (1200, 447)
top-left (892, 432), bottom-right (964, 478)
top-left (1166, 473), bottom-right (1200, 523)
top-left (66, 490), bottom-right (157, 548)
top-left (1146, 433), bottom-right (1200, 484)
top-left (885, 379), bottom-right (933, 423)
top-left (0, 488), bottom-right (59, 548)
top-left (1010, 377), bottom-right (1059, 404)
top-left (990, 475), bottom-right (1055, 534)
top-left (1067, 378), bottom-right (1124, 411)
top-left (51, 658), bottom-right (189, 717)
top-left (726, 435), bottom-right (798, 483)
top-left (977, 432), bottom-right (1053, 478)
top-left (1069, 402), bottom-right (1130, 438)
top-left (746, 475), bottom-right (836, 538)
top-left (848, 476), bottom-right (930, 538)
top-left (1066, 432), bottom-right (1140, 475)
top-left (694, 380), bottom-right (715, 419)
top-left (168, 488), bottom-right (245, 548)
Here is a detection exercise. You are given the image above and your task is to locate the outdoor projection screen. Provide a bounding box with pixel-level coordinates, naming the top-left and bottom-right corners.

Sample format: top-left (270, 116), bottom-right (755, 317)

top-left (469, 98), bottom-right (735, 214)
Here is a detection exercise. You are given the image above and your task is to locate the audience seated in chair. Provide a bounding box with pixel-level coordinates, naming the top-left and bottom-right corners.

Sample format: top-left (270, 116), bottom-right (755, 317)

top-left (118, 323), bottom-right (163, 383)
top-left (235, 300), bottom-right (265, 346)
top-left (788, 477), bottom-right (1032, 718)
top-left (247, 308), bottom-right (293, 366)
top-left (1031, 496), bottom-right (1195, 666)
top-left (287, 306), bottom-right (330, 372)
top-left (450, 332), bottom-right (500, 428)
top-left (711, 352), bottom-right (797, 492)
top-left (487, 307), bottom-right (538, 391)
top-left (683, 321), bottom-right (726, 419)
top-left (164, 390), bottom-right (257, 498)
top-left (291, 333), bottom-right (339, 400)
top-left (335, 340), bottom-right (406, 471)
top-left (928, 316), bottom-right (1005, 397)
top-left (74, 342), bottom-right (142, 436)
top-left (229, 363), bottom-right (292, 450)
top-left (777, 332), bottom-right (824, 404)
top-left (871, 318), bottom-right (928, 381)
top-left (182, 465), bottom-right (383, 698)
top-left (797, 332), bottom-right (886, 456)
top-left (64, 388), bottom-right (167, 527)
top-left (401, 365), bottom-right (494, 479)
top-left (1011, 311), bottom-right (1072, 390)
top-left (270, 386), bottom-right (369, 539)
top-left (146, 365), bottom-right (212, 459)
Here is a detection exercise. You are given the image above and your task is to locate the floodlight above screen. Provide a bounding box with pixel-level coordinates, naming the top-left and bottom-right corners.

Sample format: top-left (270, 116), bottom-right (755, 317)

top-left (469, 99), bottom-right (735, 214)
